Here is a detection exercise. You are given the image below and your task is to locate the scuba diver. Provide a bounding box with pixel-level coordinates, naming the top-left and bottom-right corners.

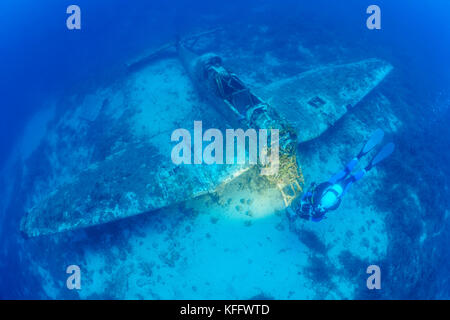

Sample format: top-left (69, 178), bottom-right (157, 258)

top-left (287, 129), bottom-right (395, 222)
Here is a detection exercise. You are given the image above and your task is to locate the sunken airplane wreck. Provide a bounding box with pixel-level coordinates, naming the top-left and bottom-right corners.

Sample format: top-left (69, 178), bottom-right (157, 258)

top-left (20, 32), bottom-right (392, 237)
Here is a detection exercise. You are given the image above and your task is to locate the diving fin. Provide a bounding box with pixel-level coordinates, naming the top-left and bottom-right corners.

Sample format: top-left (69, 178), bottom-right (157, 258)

top-left (357, 128), bottom-right (384, 159)
top-left (341, 143), bottom-right (394, 196)
top-left (366, 142), bottom-right (395, 171)
top-left (329, 129), bottom-right (385, 184)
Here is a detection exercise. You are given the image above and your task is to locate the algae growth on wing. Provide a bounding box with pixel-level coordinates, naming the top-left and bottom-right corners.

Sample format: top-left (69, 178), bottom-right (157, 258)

top-left (20, 61), bottom-right (249, 236)
top-left (256, 59), bottom-right (393, 143)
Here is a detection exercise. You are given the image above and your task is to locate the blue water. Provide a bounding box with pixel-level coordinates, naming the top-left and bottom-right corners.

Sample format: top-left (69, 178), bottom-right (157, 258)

top-left (0, 0), bottom-right (449, 299)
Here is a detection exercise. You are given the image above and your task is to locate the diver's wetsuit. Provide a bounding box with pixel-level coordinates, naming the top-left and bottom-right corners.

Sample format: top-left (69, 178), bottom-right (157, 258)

top-left (300, 182), bottom-right (336, 222)
top-left (297, 161), bottom-right (364, 222)
top-left (288, 129), bottom-right (394, 223)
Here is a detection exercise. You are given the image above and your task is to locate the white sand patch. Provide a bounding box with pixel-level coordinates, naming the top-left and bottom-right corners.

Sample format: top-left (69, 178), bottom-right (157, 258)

top-left (72, 169), bottom-right (359, 299)
top-left (32, 263), bottom-right (60, 299)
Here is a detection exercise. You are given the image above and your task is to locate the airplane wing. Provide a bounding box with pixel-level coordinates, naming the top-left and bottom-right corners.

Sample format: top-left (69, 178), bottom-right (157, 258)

top-left (21, 143), bottom-right (246, 237)
top-left (255, 59), bottom-right (393, 143)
